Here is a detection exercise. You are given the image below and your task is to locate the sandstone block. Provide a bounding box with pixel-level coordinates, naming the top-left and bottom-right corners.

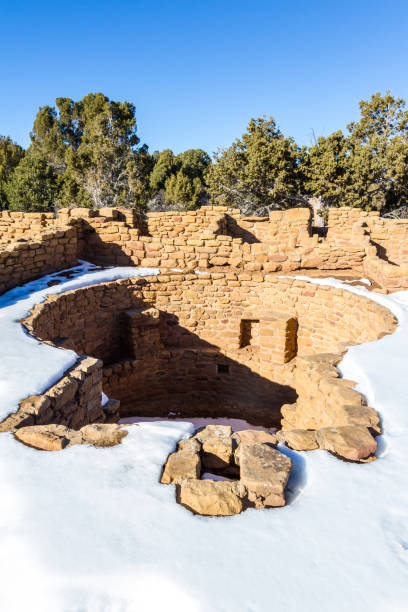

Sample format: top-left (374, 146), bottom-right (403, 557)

top-left (14, 424), bottom-right (76, 451)
top-left (316, 426), bottom-right (377, 461)
top-left (194, 425), bottom-right (233, 469)
top-left (232, 429), bottom-right (278, 464)
top-left (180, 479), bottom-right (244, 516)
top-left (161, 449), bottom-right (201, 484)
top-left (80, 424), bottom-right (128, 447)
top-left (239, 443), bottom-right (292, 507)
top-left (276, 429), bottom-right (318, 451)
top-left (177, 437), bottom-right (202, 452)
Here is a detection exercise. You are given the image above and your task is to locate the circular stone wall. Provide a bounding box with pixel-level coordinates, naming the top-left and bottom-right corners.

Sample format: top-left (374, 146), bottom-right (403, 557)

top-left (23, 272), bottom-right (396, 427)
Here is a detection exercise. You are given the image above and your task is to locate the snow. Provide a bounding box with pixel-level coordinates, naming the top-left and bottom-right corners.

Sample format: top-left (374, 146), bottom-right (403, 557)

top-left (0, 268), bottom-right (408, 611)
top-left (121, 415), bottom-right (277, 434)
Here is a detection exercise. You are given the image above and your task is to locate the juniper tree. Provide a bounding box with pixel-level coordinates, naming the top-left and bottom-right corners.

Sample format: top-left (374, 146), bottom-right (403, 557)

top-left (205, 117), bottom-right (304, 215)
top-left (305, 93), bottom-right (408, 212)
top-left (0, 136), bottom-right (25, 209)
top-left (5, 155), bottom-right (58, 212)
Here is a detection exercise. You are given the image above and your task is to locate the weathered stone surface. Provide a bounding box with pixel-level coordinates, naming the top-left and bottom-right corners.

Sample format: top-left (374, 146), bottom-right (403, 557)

top-left (161, 449), bottom-right (201, 484)
top-left (240, 443), bottom-right (292, 507)
top-left (179, 479), bottom-right (244, 516)
top-left (194, 424), bottom-right (232, 442)
top-left (276, 429), bottom-right (319, 451)
top-left (233, 429), bottom-right (278, 464)
top-left (337, 405), bottom-right (381, 433)
top-left (14, 424), bottom-right (77, 451)
top-left (316, 426), bottom-right (377, 461)
top-left (194, 425), bottom-right (233, 469)
top-left (80, 424), bottom-right (128, 447)
top-left (177, 437), bottom-right (201, 452)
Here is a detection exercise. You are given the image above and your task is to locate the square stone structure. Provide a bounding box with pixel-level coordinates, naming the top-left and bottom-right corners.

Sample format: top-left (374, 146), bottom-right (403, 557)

top-left (122, 306), bottom-right (161, 359)
top-left (240, 312), bottom-right (298, 365)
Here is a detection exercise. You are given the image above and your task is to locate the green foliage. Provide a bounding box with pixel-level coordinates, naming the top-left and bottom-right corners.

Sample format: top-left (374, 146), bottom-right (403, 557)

top-left (177, 149), bottom-right (211, 180)
top-left (149, 150), bottom-right (178, 191)
top-left (5, 155), bottom-right (58, 212)
top-left (164, 170), bottom-right (203, 209)
top-left (149, 148), bottom-right (210, 210)
top-left (305, 93), bottom-right (408, 211)
top-left (28, 93), bottom-right (152, 210)
top-left (4, 90), bottom-right (408, 215)
top-left (205, 117), bottom-right (304, 214)
top-left (0, 136), bottom-right (25, 209)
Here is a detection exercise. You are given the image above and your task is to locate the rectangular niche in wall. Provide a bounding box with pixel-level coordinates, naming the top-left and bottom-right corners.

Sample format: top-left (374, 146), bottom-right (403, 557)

top-left (240, 319), bottom-right (260, 348)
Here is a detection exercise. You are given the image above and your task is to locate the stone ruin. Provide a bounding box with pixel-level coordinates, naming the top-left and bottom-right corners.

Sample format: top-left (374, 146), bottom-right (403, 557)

top-left (0, 205), bottom-right (405, 515)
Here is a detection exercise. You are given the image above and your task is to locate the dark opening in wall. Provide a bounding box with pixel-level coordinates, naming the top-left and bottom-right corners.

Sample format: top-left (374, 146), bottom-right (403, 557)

top-left (217, 364), bottom-right (230, 375)
top-left (240, 319), bottom-right (260, 348)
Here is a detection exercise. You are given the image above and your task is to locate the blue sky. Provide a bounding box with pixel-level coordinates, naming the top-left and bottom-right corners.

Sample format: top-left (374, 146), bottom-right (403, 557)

top-left (1, 0), bottom-right (408, 155)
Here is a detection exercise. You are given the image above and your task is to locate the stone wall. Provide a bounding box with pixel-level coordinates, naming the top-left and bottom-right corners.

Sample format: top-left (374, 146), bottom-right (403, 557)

top-left (0, 211), bottom-right (57, 243)
top-left (1, 205), bottom-right (408, 294)
top-left (21, 272), bottom-right (396, 426)
top-left (0, 225), bottom-right (77, 295)
top-left (0, 356), bottom-right (119, 433)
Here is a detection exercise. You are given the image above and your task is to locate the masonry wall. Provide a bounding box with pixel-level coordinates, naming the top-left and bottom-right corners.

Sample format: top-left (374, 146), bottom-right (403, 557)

top-left (22, 273), bottom-right (396, 425)
top-left (0, 211), bottom-right (57, 243)
top-left (1, 205), bottom-right (408, 297)
top-left (328, 207), bottom-right (408, 265)
top-left (0, 226), bottom-right (78, 295)
top-left (0, 356), bottom-right (119, 433)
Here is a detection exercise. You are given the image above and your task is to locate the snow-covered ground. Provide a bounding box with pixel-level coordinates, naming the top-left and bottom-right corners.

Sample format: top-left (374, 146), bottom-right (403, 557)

top-left (0, 266), bottom-right (408, 612)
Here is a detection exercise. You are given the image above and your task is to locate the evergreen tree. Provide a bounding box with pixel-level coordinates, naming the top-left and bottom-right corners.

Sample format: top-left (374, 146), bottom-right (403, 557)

top-left (206, 117), bottom-right (304, 214)
top-left (177, 149), bottom-right (211, 180)
top-left (149, 149), bottom-right (178, 191)
top-left (164, 170), bottom-right (203, 209)
top-left (305, 93), bottom-right (408, 212)
top-left (0, 136), bottom-right (25, 209)
top-left (29, 93), bottom-right (151, 209)
top-left (5, 155), bottom-right (58, 212)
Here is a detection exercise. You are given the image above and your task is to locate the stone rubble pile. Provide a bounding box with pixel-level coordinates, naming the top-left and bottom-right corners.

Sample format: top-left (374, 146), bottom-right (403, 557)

top-left (161, 421), bottom-right (379, 516)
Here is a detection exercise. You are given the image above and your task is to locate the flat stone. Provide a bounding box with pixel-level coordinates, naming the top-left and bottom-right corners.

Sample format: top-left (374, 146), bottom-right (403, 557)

top-left (80, 424), bottom-right (128, 447)
top-left (239, 443), bottom-right (292, 507)
top-left (316, 426), bottom-right (377, 461)
top-left (177, 437), bottom-right (201, 452)
top-left (194, 425), bottom-right (232, 442)
top-left (161, 449), bottom-right (201, 484)
top-left (337, 405), bottom-right (381, 433)
top-left (232, 429), bottom-right (278, 464)
top-left (276, 429), bottom-right (319, 451)
top-left (180, 479), bottom-right (244, 516)
top-left (14, 424), bottom-right (78, 451)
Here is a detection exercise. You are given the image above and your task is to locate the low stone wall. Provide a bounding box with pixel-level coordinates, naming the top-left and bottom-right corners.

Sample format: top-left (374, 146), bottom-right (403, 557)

top-left (328, 207), bottom-right (408, 267)
top-left (0, 356), bottom-right (119, 433)
top-left (0, 211), bottom-right (57, 244)
top-left (102, 349), bottom-right (297, 427)
top-left (363, 252), bottom-right (408, 291)
top-left (0, 226), bottom-right (78, 295)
